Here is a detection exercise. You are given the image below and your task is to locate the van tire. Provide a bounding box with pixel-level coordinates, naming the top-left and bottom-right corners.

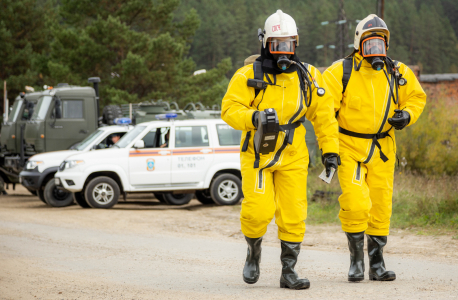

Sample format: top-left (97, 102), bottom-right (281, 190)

top-left (162, 193), bottom-right (193, 205)
top-left (84, 176), bottom-right (120, 209)
top-left (195, 190), bottom-right (214, 204)
top-left (38, 188), bottom-right (46, 204)
top-left (210, 174), bottom-right (242, 206)
top-left (44, 179), bottom-right (74, 207)
top-left (154, 193), bottom-right (166, 203)
top-left (74, 192), bottom-right (91, 208)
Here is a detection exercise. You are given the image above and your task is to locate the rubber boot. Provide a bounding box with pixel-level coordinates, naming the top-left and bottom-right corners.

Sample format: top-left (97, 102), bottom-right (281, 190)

top-left (243, 236), bottom-right (262, 284)
top-left (345, 232), bottom-right (365, 282)
top-left (366, 235), bottom-right (396, 281)
top-left (279, 241), bottom-right (310, 289)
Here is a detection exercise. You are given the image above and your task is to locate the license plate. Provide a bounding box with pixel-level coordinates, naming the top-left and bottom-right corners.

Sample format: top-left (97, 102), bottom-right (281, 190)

top-left (54, 178), bottom-right (61, 186)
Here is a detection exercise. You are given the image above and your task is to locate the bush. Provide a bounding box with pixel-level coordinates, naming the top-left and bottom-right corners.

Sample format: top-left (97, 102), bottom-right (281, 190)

top-left (396, 98), bottom-right (458, 175)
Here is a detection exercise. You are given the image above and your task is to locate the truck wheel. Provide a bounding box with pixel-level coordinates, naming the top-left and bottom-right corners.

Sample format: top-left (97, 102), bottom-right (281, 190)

top-left (43, 179), bottom-right (74, 207)
top-left (73, 192), bottom-right (91, 208)
top-left (84, 176), bottom-right (120, 209)
top-left (162, 193), bottom-right (193, 205)
top-left (102, 105), bottom-right (123, 125)
top-left (210, 174), bottom-right (242, 205)
top-left (195, 190), bottom-right (215, 204)
top-left (38, 188), bottom-right (47, 204)
top-left (153, 193), bottom-right (166, 203)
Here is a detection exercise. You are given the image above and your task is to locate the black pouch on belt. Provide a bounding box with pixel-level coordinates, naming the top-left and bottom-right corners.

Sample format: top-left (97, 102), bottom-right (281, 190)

top-left (253, 108), bottom-right (279, 155)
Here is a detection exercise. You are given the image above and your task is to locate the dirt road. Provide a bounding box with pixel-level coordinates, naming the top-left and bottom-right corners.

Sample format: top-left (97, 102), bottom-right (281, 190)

top-left (1, 186), bottom-right (458, 299)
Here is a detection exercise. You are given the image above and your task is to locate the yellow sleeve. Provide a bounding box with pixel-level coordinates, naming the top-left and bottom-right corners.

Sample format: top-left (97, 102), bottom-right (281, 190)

top-left (305, 65), bottom-right (339, 154)
top-left (221, 66), bottom-right (257, 131)
top-left (322, 61), bottom-right (344, 114)
top-left (397, 63), bottom-right (427, 126)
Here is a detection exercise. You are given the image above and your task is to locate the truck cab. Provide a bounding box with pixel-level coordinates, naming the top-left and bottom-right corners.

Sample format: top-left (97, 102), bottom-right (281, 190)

top-left (0, 92), bottom-right (41, 188)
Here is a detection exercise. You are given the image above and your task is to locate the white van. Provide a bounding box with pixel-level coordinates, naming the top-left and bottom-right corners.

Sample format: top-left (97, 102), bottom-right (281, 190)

top-left (54, 119), bottom-right (243, 208)
top-left (19, 125), bottom-right (132, 207)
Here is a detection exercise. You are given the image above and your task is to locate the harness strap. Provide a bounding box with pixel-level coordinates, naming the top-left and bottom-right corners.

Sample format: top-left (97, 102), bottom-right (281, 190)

top-left (253, 61), bottom-right (263, 98)
top-left (241, 131), bottom-right (251, 152)
top-left (339, 127), bottom-right (390, 162)
top-left (342, 57), bottom-right (353, 94)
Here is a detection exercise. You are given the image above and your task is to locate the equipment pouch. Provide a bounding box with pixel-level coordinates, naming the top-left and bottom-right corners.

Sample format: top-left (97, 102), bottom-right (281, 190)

top-left (253, 108), bottom-right (279, 155)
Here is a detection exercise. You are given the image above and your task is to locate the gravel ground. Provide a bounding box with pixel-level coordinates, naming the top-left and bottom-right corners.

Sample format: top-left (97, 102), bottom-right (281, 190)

top-left (1, 185), bottom-right (457, 299)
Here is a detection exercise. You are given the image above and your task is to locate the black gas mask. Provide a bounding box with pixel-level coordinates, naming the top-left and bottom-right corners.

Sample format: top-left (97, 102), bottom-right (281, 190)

top-left (269, 37), bottom-right (296, 70)
top-left (361, 36), bottom-right (387, 71)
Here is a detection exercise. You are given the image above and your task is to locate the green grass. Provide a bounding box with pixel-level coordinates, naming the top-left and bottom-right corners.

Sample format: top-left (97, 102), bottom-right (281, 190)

top-left (305, 167), bottom-right (458, 234)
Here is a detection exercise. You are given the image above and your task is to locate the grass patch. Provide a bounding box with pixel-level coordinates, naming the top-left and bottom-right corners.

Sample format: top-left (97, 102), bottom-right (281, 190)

top-left (305, 167), bottom-right (458, 234)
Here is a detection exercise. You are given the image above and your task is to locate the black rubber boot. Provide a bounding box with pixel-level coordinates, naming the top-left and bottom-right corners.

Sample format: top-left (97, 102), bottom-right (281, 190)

top-left (367, 235), bottom-right (396, 281)
top-left (345, 232), bottom-right (365, 282)
top-left (279, 241), bottom-right (310, 289)
top-left (243, 236), bottom-right (262, 284)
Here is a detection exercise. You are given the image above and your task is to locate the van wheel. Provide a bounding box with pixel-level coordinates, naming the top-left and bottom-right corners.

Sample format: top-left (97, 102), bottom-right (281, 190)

top-left (195, 190), bottom-right (214, 204)
top-left (84, 177), bottom-right (120, 209)
top-left (162, 193), bottom-right (193, 205)
top-left (210, 174), bottom-right (242, 205)
top-left (74, 192), bottom-right (91, 208)
top-left (153, 193), bottom-right (166, 203)
top-left (44, 180), bottom-right (74, 207)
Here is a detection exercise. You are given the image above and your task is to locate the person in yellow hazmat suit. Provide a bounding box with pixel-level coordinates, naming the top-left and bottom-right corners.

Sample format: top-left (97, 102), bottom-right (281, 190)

top-left (222, 10), bottom-right (340, 289)
top-left (323, 14), bottom-right (426, 282)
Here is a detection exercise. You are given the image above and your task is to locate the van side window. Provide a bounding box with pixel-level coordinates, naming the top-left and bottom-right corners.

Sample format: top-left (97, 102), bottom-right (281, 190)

top-left (175, 126), bottom-right (209, 147)
top-left (62, 100), bottom-right (84, 119)
top-left (216, 124), bottom-right (242, 146)
top-left (142, 127), bottom-right (170, 148)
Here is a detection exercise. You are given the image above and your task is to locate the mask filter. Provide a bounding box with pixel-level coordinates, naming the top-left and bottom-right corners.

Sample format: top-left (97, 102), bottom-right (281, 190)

top-left (274, 54), bottom-right (292, 70)
top-left (366, 56), bottom-right (385, 71)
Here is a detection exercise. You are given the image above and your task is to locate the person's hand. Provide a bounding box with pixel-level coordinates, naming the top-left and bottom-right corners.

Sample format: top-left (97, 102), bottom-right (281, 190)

top-left (322, 153), bottom-right (341, 176)
top-left (388, 109), bottom-right (410, 130)
top-left (252, 111), bottom-right (260, 129)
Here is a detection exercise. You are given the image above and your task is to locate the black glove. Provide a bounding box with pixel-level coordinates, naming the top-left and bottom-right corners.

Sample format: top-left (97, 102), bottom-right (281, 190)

top-left (322, 153), bottom-right (341, 176)
top-left (388, 109), bottom-right (410, 130)
top-left (252, 111), bottom-right (260, 129)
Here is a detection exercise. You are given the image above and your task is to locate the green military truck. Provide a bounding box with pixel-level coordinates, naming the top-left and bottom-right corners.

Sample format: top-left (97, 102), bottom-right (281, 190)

top-left (0, 78), bottom-right (102, 194)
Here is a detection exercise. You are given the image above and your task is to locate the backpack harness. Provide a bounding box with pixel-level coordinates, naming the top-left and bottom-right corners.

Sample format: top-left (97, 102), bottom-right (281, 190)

top-left (337, 56), bottom-right (402, 163)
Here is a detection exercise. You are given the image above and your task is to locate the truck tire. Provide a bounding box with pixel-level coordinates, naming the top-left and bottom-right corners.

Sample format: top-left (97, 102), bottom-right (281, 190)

top-left (73, 192), bottom-right (91, 208)
top-left (153, 193), bottom-right (166, 203)
top-left (195, 190), bottom-right (215, 204)
top-left (84, 176), bottom-right (120, 209)
top-left (43, 179), bottom-right (74, 207)
top-left (102, 105), bottom-right (123, 125)
top-left (210, 174), bottom-right (242, 206)
top-left (162, 193), bottom-right (193, 205)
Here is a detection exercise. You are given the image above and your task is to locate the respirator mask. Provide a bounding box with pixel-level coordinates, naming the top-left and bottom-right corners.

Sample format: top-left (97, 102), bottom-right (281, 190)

top-left (269, 37), bottom-right (296, 70)
top-left (361, 36), bottom-right (386, 71)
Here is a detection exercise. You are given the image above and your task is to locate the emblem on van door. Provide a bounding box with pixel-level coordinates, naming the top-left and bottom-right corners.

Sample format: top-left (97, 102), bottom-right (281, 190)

top-left (146, 158), bottom-right (155, 171)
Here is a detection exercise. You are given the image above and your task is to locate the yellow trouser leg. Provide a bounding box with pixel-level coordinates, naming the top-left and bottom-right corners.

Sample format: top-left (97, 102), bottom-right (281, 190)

top-left (365, 152), bottom-right (395, 236)
top-left (240, 165), bottom-right (276, 238)
top-left (338, 154), bottom-right (371, 233)
top-left (273, 156), bottom-right (309, 242)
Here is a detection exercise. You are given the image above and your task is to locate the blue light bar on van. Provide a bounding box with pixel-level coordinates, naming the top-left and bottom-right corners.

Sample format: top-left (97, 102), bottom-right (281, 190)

top-left (155, 113), bottom-right (178, 120)
top-left (114, 118), bottom-right (132, 125)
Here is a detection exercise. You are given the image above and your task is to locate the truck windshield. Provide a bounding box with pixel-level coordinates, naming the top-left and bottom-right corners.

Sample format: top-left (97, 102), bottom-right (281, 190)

top-left (75, 129), bottom-right (105, 151)
top-left (7, 100), bottom-right (23, 122)
top-left (31, 96), bottom-right (53, 120)
top-left (115, 126), bottom-right (146, 148)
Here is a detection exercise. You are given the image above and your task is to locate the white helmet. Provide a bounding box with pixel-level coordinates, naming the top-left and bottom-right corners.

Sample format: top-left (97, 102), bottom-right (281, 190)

top-left (262, 10), bottom-right (298, 49)
top-left (354, 14), bottom-right (390, 51)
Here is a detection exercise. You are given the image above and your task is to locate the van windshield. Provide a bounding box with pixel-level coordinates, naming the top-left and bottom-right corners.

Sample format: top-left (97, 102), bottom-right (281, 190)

top-left (115, 126), bottom-right (146, 148)
top-left (31, 96), bottom-right (53, 120)
top-left (75, 130), bottom-right (105, 151)
top-left (7, 100), bottom-right (23, 122)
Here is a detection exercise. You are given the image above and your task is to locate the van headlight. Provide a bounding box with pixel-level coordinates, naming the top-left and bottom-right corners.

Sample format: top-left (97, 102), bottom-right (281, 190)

top-left (67, 160), bottom-right (85, 169)
top-left (26, 161), bottom-right (43, 170)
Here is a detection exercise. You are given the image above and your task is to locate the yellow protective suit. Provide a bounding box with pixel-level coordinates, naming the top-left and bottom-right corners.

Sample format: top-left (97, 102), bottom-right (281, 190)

top-left (323, 53), bottom-right (426, 236)
top-left (222, 63), bottom-right (339, 242)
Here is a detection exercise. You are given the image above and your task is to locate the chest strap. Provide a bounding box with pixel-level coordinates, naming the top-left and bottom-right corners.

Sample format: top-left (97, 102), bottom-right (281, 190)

top-left (339, 127), bottom-right (391, 162)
